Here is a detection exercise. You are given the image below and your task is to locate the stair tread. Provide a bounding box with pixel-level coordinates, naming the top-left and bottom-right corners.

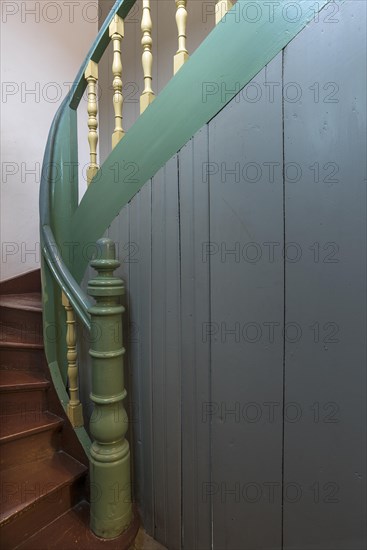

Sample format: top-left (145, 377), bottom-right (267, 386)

top-left (0, 411), bottom-right (63, 442)
top-left (15, 501), bottom-right (140, 549)
top-left (0, 369), bottom-right (49, 391)
top-left (0, 293), bottom-right (42, 312)
top-left (0, 451), bottom-right (87, 523)
top-left (0, 321), bottom-right (43, 346)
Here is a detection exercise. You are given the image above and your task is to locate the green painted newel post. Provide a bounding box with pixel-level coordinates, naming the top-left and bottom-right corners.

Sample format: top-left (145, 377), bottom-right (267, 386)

top-left (87, 238), bottom-right (132, 538)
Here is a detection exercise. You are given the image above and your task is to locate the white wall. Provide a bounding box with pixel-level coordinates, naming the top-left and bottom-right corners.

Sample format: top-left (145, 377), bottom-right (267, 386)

top-left (0, 1), bottom-right (98, 280)
top-left (0, 0), bottom-right (219, 281)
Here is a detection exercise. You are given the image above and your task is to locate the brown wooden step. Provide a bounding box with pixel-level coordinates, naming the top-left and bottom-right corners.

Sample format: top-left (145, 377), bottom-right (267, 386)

top-left (15, 501), bottom-right (140, 550)
top-left (0, 370), bottom-right (49, 416)
top-left (0, 410), bottom-right (62, 443)
top-left (0, 270), bottom-right (41, 295)
top-left (0, 412), bottom-right (63, 469)
top-left (0, 345), bottom-right (44, 372)
top-left (0, 451), bottom-right (87, 548)
top-left (0, 293), bottom-right (42, 312)
top-left (0, 293), bottom-right (43, 346)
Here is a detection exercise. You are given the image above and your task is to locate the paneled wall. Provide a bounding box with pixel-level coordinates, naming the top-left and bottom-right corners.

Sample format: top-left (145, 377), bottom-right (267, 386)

top-left (82, 2), bottom-right (366, 548)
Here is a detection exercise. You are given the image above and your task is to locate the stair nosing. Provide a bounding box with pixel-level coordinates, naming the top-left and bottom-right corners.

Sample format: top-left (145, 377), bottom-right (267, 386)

top-left (0, 341), bottom-right (44, 350)
top-left (0, 380), bottom-right (50, 392)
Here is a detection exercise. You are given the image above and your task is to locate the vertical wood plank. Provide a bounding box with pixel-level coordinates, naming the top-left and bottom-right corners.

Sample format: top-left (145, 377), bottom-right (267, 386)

top-left (129, 183), bottom-right (155, 532)
top-left (179, 127), bottom-right (212, 550)
top-left (209, 55), bottom-right (284, 550)
top-left (151, 158), bottom-right (181, 549)
top-left (283, 2), bottom-right (367, 548)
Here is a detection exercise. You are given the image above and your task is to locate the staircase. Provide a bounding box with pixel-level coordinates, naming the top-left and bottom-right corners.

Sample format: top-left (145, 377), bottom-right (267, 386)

top-left (0, 271), bottom-right (139, 549)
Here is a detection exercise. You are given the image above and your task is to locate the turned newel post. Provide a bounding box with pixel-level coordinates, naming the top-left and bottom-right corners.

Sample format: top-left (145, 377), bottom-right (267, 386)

top-left (87, 238), bottom-right (132, 539)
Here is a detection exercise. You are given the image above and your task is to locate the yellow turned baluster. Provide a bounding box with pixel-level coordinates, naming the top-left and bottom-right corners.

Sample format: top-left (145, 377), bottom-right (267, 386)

top-left (140, 0), bottom-right (155, 113)
top-left (174, 0), bottom-right (189, 75)
top-left (215, 0), bottom-right (233, 24)
top-left (109, 15), bottom-right (125, 148)
top-left (62, 292), bottom-right (84, 427)
top-left (85, 60), bottom-right (99, 185)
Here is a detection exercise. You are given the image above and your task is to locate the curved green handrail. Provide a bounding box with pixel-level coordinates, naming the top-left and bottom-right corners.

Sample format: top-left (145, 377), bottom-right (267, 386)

top-left (40, 0), bottom-right (137, 335)
top-left (40, 0), bottom-right (335, 444)
top-left (39, 0), bottom-right (138, 450)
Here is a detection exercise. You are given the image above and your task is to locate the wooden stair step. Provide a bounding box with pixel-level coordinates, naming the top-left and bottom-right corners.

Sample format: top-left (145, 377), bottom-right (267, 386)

top-left (0, 452), bottom-right (87, 548)
top-left (15, 501), bottom-right (140, 550)
top-left (0, 270), bottom-right (41, 295)
top-left (0, 322), bottom-right (43, 346)
top-left (0, 293), bottom-right (42, 312)
top-left (0, 293), bottom-right (43, 346)
top-left (0, 348), bottom-right (44, 378)
top-left (0, 451), bottom-right (86, 522)
top-left (0, 411), bottom-right (62, 443)
top-left (0, 369), bottom-right (49, 391)
top-left (0, 370), bottom-right (49, 416)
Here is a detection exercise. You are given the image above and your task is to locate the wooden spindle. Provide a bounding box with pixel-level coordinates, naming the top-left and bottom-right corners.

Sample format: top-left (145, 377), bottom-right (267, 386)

top-left (109, 15), bottom-right (125, 148)
top-left (174, 0), bottom-right (189, 75)
top-left (140, 0), bottom-right (155, 113)
top-left (62, 292), bottom-right (84, 427)
top-left (85, 60), bottom-right (99, 185)
top-left (215, 0), bottom-right (233, 24)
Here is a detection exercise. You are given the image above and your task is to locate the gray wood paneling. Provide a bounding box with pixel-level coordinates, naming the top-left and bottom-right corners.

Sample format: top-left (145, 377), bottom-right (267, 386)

top-left (179, 127), bottom-right (211, 550)
top-left (209, 54), bottom-right (284, 550)
top-left (129, 183), bottom-right (155, 532)
top-left (282, 2), bottom-right (367, 549)
top-left (151, 158), bottom-right (182, 549)
top-left (87, 3), bottom-right (366, 548)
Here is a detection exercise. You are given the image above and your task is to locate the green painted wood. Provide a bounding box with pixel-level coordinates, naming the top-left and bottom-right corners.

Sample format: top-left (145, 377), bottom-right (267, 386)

top-left (71, 0), bottom-right (336, 282)
top-left (87, 238), bottom-right (132, 538)
top-left (40, 102), bottom-right (92, 331)
top-left (40, 104), bottom-right (91, 387)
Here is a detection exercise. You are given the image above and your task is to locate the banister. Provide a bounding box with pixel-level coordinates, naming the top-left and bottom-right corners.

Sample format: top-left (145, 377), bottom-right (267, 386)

top-left (40, 1), bottom-right (137, 328)
top-left (70, 0), bottom-right (336, 283)
top-left (39, 0), bottom-right (139, 539)
top-left (69, 0), bottom-right (137, 110)
top-left (39, 0), bottom-right (338, 541)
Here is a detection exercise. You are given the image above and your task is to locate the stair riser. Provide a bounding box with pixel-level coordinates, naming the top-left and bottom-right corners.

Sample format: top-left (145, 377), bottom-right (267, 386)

top-left (0, 389), bottom-right (47, 417)
top-left (0, 479), bottom-right (85, 549)
top-left (0, 349), bottom-right (44, 372)
top-left (0, 428), bottom-right (61, 470)
top-left (0, 308), bottom-right (43, 345)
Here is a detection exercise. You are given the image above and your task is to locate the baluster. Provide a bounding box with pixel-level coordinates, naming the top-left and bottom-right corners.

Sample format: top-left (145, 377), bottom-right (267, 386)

top-left (109, 15), bottom-right (125, 148)
top-left (88, 238), bottom-right (132, 538)
top-left (174, 0), bottom-right (189, 74)
top-left (215, 0), bottom-right (233, 24)
top-left (62, 292), bottom-right (84, 427)
top-left (140, 0), bottom-right (155, 113)
top-left (85, 60), bottom-right (99, 185)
